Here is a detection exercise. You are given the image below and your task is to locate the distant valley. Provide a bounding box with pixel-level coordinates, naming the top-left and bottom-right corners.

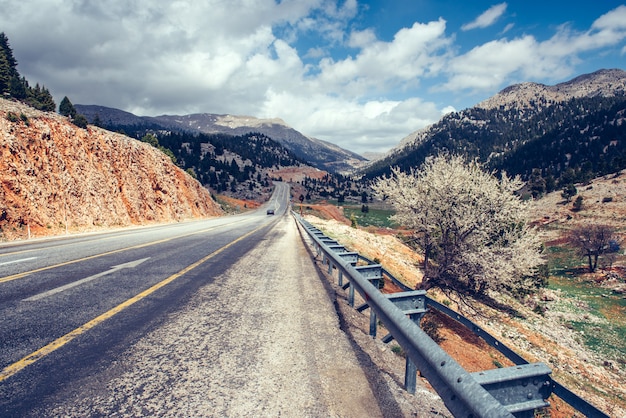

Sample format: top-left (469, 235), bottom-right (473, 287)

top-left (2, 63), bottom-right (626, 239)
top-left (74, 105), bottom-right (366, 174)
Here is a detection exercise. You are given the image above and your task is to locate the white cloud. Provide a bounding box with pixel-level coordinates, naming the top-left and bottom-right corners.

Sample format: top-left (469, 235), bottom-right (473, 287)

top-left (501, 23), bottom-right (515, 35)
top-left (1, 1), bottom-right (625, 155)
top-left (461, 3), bottom-right (507, 31)
top-left (317, 19), bottom-right (451, 95)
top-left (261, 90), bottom-right (442, 153)
top-left (591, 5), bottom-right (626, 32)
top-left (348, 29), bottom-right (378, 48)
top-left (443, 5), bottom-right (626, 93)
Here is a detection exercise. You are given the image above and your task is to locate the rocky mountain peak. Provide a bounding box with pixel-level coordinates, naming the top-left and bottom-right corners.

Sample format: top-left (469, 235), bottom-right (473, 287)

top-left (213, 114), bottom-right (288, 129)
top-left (477, 68), bottom-right (626, 110)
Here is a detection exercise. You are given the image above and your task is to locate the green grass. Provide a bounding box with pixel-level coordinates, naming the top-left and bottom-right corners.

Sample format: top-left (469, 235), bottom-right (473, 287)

top-left (547, 258), bottom-right (626, 364)
top-left (546, 245), bottom-right (582, 277)
top-left (342, 206), bottom-right (397, 228)
top-left (544, 241), bottom-right (626, 365)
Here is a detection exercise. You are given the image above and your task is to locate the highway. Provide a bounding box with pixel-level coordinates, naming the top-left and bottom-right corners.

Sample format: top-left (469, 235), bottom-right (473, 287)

top-left (0, 182), bottom-right (398, 416)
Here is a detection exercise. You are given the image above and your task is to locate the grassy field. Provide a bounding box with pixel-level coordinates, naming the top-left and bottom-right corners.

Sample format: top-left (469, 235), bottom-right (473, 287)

top-left (545, 244), bottom-right (626, 364)
top-left (343, 205), bottom-right (398, 228)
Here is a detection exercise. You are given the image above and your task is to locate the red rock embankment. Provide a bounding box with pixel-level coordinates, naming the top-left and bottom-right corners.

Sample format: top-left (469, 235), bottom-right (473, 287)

top-left (0, 98), bottom-right (222, 240)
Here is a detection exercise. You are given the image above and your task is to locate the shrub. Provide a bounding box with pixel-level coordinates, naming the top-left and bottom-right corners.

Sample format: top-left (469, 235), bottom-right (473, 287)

top-left (6, 111), bottom-right (18, 122)
top-left (390, 344), bottom-right (405, 357)
top-left (421, 312), bottom-right (444, 344)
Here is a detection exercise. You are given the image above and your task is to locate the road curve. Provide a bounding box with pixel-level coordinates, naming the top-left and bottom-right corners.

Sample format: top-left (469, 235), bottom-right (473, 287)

top-left (0, 183), bottom-right (394, 416)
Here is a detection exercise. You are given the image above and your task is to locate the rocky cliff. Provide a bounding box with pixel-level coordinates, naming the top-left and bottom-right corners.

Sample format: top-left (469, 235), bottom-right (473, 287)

top-left (0, 98), bottom-right (222, 241)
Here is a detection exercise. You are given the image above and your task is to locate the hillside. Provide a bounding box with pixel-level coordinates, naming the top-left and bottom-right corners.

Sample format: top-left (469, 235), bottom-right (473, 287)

top-left (75, 105), bottom-right (366, 173)
top-left (0, 98), bottom-right (222, 241)
top-left (303, 174), bottom-right (626, 416)
top-left (364, 69), bottom-right (626, 190)
top-left (155, 130), bottom-right (305, 201)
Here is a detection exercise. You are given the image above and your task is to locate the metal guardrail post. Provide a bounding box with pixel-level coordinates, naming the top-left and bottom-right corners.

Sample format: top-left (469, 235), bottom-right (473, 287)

top-left (355, 265), bottom-right (382, 337)
top-left (385, 291), bottom-right (428, 394)
top-left (405, 357), bottom-right (418, 394)
top-left (336, 252), bottom-right (358, 287)
top-left (471, 363), bottom-right (551, 417)
top-left (348, 282), bottom-right (355, 307)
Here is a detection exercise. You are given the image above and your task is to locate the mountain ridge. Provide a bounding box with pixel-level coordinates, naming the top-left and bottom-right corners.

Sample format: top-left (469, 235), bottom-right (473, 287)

top-left (75, 105), bottom-right (366, 173)
top-left (364, 68), bottom-right (626, 192)
top-left (477, 68), bottom-right (626, 110)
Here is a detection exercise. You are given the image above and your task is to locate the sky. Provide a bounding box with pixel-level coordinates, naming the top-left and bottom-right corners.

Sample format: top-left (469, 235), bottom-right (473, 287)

top-left (2, 1), bottom-right (626, 155)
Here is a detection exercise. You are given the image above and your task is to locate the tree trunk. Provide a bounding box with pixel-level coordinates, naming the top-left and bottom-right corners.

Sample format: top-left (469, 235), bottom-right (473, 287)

top-left (587, 254), bottom-right (594, 272)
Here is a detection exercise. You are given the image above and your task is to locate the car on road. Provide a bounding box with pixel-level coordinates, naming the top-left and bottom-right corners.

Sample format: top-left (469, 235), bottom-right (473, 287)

top-left (266, 209), bottom-right (275, 215)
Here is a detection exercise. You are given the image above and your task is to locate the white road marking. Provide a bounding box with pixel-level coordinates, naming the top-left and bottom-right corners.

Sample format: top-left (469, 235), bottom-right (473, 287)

top-left (0, 257), bottom-right (38, 266)
top-left (23, 258), bottom-right (150, 302)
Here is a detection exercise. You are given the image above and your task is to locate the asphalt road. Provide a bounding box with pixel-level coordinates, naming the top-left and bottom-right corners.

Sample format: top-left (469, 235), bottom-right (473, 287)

top-left (0, 182), bottom-right (391, 417)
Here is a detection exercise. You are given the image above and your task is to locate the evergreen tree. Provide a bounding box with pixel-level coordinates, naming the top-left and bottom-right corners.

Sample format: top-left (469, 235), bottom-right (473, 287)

top-left (561, 184), bottom-right (577, 203)
top-left (72, 113), bottom-right (89, 128)
top-left (35, 85), bottom-right (55, 111)
top-left (9, 75), bottom-right (27, 99)
top-left (59, 96), bottom-right (77, 117)
top-left (0, 54), bottom-right (11, 94)
top-left (0, 33), bottom-right (56, 110)
top-left (0, 32), bottom-right (18, 95)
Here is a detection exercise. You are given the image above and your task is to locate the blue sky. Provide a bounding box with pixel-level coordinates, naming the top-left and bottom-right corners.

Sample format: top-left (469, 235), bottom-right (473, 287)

top-left (1, 1), bottom-right (625, 154)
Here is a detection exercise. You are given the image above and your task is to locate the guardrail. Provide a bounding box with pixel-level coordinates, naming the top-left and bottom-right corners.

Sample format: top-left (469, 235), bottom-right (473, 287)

top-left (293, 213), bottom-right (609, 418)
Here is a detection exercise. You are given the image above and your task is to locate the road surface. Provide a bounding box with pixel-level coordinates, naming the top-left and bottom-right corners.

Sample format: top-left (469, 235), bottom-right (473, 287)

top-left (0, 183), bottom-right (400, 416)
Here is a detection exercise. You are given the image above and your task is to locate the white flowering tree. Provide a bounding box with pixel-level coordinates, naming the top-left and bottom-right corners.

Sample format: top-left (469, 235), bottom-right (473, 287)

top-left (373, 155), bottom-right (545, 302)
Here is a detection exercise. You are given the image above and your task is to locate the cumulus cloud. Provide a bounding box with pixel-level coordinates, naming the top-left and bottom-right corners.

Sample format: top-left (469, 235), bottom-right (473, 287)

top-left (1, 1), bottom-right (625, 154)
top-left (317, 19), bottom-right (451, 95)
top-left (443, 5), bottom-right (626, 93)
top-left (461, 3), bottom-right (507, 31)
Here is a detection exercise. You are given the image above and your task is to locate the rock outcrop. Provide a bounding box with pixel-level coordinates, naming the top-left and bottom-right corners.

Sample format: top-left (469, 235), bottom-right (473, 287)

top-left (0, 98), bottom-right (222, 240)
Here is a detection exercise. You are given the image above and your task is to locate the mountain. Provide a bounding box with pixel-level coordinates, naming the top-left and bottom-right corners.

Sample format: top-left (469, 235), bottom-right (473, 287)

top-left (364, 69), bottom-right (626, 195)
top-left (477, 68), bottom-right (626, 110)
top-left (75, 105), bottom-right (366, 173)
top-left (0, 98), bottom-right (222, 241)
top-left (157, 130), bottom-right (306, 200)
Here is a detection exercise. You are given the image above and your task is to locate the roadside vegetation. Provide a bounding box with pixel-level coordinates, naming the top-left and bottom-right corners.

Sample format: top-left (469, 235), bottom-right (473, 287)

top-left (299, 162), bottom-right (626, 416)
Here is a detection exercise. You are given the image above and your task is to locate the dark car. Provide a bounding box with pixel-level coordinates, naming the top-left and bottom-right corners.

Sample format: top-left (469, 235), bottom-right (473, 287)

top-left (266, 209), bottom-right (275, 215)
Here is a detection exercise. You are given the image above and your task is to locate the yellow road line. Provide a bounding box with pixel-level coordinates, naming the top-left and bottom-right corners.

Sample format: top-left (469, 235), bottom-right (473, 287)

top-left (0, 219), bottom-right (250, 284)
top-left (0, 222), bottom-right (267, 383)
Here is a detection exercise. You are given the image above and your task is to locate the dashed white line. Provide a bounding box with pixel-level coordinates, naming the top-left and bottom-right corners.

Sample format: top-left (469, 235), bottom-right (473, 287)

top-left (0, 257), bottom-right (38, 267)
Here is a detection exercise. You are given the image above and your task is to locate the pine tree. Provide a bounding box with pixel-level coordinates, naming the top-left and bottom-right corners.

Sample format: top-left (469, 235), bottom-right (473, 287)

top-left (0, 33), bottom-right (17, 95)
top-left (36, 86), bottom-right (56, 111)
top-left (59, 96), bottom-right (77, 117)
top-left (0, 52), bottom-right (11, 94)
top-left (0, 33), bottom-right (55, 110)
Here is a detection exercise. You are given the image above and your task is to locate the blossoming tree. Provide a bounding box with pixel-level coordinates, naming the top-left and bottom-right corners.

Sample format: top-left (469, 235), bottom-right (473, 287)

top-left (373, 154), bottom-right (546, 303)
